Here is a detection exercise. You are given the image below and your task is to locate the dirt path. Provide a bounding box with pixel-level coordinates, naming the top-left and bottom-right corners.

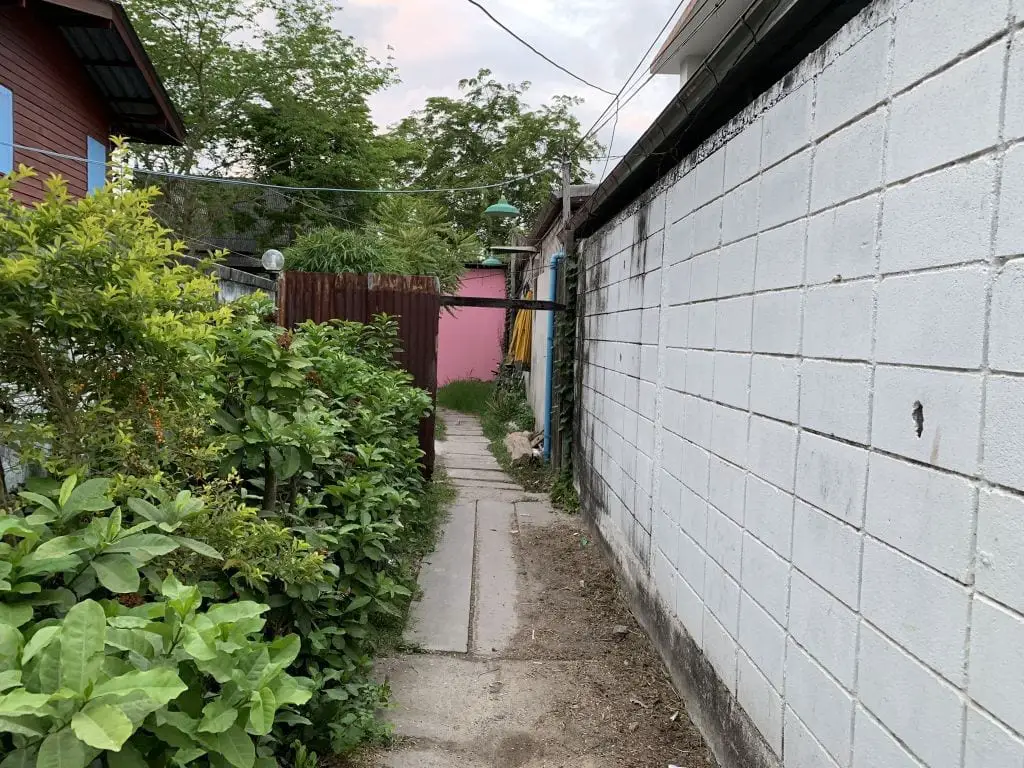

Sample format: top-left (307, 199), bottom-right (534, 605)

top-left (352, 411), bottom-right (716, 768)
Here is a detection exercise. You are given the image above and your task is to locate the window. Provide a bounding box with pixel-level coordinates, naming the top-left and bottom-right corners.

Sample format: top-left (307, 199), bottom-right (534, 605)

top-left (0, 85), bottom-right (12, 175)
top-left (87, 136), bottom-right (106, 193)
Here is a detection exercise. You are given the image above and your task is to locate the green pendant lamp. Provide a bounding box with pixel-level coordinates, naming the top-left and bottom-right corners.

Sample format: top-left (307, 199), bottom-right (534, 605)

top-left (484, 194), bottom-right (520, 218)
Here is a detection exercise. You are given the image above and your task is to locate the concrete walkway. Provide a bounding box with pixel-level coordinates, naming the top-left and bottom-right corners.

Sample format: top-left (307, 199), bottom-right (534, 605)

top-left (376, 409), bottom-right (567, 767)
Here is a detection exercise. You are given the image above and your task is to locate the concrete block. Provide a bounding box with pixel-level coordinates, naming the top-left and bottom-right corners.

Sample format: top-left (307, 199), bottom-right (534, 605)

top-left (707, 503), bottom-right (743, 579)
top-left (653, 549), bottom-right (676, 612)
top-left (675, 574), bottom-right (704, 643)
top-left (681, 441), bottom-right (712, 501)
top-left (990, 257), bottom-right (1024, 371)
top-left (645, 189), bottom-right (668, 235)
top-left (748, 415), bottom-right (799, 492)
top-left (688, 303), bottom-right (717, 351)
top-left (865, 452), bottom-right (976, 581)
top-left (713, 352), bottom-right (751, 409)
top-left (711, 402), bottom-right (749, 467)
top-left (741, 533), bottom-right (791, 624)
top-left (853, 706), bottom-right (928, 768)
top-left (665, 304), bottom-right (689, 346)
top-left (737, 653), bottom-right (784, 756)
top-left (785, 639), bottom-right (855, 766)
top-left (641, 307), bottom-right (660, 344)
top-left (750, 355), bottom-right (800, 423)
top-left (738, 591), bottom-right (786, 688)
top-left (815, 22), bottom-right (892, 137)
top-left (692, 147), bottom-right (726, 209)
top-left (677, 526), bottom-right (707, 595)
top-left (811, 108), bottom-right (886, 211)
top-left (861, 538), bottom-right (970, 682)
top-left (745, 474), bottom-right (795, 559)
top-left (796, 432), bottom-right (869, 526)
top-left (721, 177), bottom-right (760, 243)
top-left (1007, 33), bottom-right (1024, 141)
top-left (724, 118), bottom-right (763, 191)
top-left (977, 488), bottom-right (1024, 614)
top-left (964, 705), bottom-right (1024, 768)
top-left (792, 499), bottom-right (862, 609)
top-left (689, 248), bottom-right (720, 301)
top-left (858, 622), bottom-right (965, 768)
top-left (984, 374), bottom-right (1024, 492)
top-left (887, 42), bottom-right (1004, 182)
top-left (666, 168), bottom-right (695, 225)
top-left (806, 193), bottom-right (879, 285)
top-left (718, 236), bottom-right (757, 296)
top-left (763, 82), bottom-right (814, 169)
top-left (968, 596), bottom-right (1024, 735)
top-left (799, 359), bottom-right (872, 443)
top-left (788, 570), bottom-right (859, 687)
top-left (640, 344), bottom-right (658, 381)
top-left (705, 557), bottom-right (741, 636)
top-left (664, 215), bottom-right (694, 267)
top-left (692, 199), bottom-right (724, 255)
top-left (752, 288), bottom-right (803, 355)
top-left (876, 265), bottom-right (987, 368)
top-left (685, 349), bottom-right (715, 398)
top-left (784, 707), bottom-right (842, 768)
top-left (881, 155), bottom-right (997, 272)
top-left (682, 393), bottom-right (714, 447)
top-left (755, 219), bottom-right (807, 292)
top-left (473, 500), bottom-right (519, 655)
top-left (665, 347), bottom-right (686, 392)
top-left (715, 295), bottom-right (753, 352)
top-left (803, 279), bottom-right (874, 361)
top-left (709, 453), bottom-right (746, 524)
top-left (871, 364), bottom-right (983, 475)
top-left (703, 607), bottom-right (738, 693)
top-left (760, 148), bottom-right (812, 229)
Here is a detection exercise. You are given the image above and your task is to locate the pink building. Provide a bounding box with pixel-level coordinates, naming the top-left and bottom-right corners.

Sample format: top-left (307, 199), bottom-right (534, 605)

top-left (437, 266), bottom-right (506, 386)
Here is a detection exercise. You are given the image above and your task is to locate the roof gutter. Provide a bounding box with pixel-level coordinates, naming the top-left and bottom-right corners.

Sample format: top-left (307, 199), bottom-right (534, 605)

top-left (571, 0), bottom-right (873, 239)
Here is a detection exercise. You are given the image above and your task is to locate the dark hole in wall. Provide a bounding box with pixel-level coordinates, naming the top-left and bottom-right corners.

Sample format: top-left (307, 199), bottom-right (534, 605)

top-left (912, 401), bottom-right (924, 438)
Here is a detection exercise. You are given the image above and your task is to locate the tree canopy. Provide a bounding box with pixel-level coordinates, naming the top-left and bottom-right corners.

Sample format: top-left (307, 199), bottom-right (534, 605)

top-left (387, 69), bottom-right (604, 236)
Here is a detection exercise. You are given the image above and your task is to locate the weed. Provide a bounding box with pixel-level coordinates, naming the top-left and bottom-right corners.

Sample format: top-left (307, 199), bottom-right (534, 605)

top-left (437, 378), bottom-right (493, 415)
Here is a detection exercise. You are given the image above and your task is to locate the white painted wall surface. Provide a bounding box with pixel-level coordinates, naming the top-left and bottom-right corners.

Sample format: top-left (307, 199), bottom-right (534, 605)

top-left (576, 1), bottom-right (1024, 765)
top-left (525, 228), bottom-right (561, 432)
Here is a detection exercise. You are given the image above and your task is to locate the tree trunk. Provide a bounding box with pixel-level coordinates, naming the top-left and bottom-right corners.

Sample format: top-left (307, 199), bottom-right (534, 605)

top-left (262, 451), bottom-right (278, 513)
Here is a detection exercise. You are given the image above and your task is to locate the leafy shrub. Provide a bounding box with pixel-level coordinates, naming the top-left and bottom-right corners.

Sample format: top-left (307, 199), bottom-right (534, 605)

top-left (284, 197), bottom-right (474, 293)
top-left (0, 166), bottom-right (228, 483)
top-left (0, 476), bottom-right (312, 767)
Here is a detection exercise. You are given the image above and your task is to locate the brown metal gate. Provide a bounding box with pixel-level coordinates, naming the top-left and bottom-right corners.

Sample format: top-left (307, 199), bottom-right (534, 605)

top-left (277, 272), bottom-right (440, 476)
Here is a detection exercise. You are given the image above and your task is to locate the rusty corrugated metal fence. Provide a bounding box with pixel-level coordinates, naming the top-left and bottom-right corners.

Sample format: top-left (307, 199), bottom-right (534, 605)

top-left (277, 272), bottom-right (440, 477)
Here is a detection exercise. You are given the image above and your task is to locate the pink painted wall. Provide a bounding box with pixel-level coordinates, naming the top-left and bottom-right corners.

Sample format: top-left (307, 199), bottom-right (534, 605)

top-left (437, 268), bottom-right (506, 385)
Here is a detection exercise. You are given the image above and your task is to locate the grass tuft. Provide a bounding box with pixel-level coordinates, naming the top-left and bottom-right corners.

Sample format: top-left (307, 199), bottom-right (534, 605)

top-left (436, 378), bottom-right (493, 415)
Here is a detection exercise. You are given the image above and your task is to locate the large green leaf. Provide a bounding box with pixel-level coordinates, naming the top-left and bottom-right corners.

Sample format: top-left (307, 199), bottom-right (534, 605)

top-left (198, 724), bottom-right (255, 768)
top-left (246, 687), bottom-right (276, 736)
top-left (198, 696), bottom-right (238, 734)
top-left (0, 714), bottom-right (47, 737)
top-left (171, 536), bottom-right (223, 560)
top-left (36, 727), bottom-right (97, 768)
top-left (0, 689), bottom-right (53, 715)
top-left (204, 602), bottom-right (268, 627)
top-left (0, 670), bottom-right (21, 692)
top-left (104, 627), bottom-right (158, 660)
top-left (0, 747), bottom-right (38, 768)
top-left (0, 603), bottom-right (31, 629)
top-left (106, 533), bottom-right (179, 559)
top-left (32, 536), bottom-right (87, 561)
top-left (59, 600), bottom-right (106, 694)
top-left (90, 667), bottom-right (186, 705)
top-left (62, 478), bottom-right (114, 518)
top-left (91, 555), bottom-right (141, 594)
top-left (126, 498), bottom-right (168, 525)
top-left (70, 701), bottom-right (134, 750)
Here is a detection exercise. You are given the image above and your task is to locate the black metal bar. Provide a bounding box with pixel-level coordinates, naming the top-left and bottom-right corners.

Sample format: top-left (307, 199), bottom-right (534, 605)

top-left (440, 295), bottom-right (566, 311)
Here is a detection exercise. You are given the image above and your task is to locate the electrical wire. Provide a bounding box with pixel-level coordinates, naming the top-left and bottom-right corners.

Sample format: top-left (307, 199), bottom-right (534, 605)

top-left (462, 0), bottom-right (616, 96)
top-left (2, 141), bottom-right (557, 195)
top-left (599, 97), bottom-right (620, 181)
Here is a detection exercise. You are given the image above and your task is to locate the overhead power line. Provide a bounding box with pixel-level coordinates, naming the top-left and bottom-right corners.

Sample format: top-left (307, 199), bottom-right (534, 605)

top-left (462, 0), bottom-right (617, 96)
top-left (2, 141), bottom-right (556, 195)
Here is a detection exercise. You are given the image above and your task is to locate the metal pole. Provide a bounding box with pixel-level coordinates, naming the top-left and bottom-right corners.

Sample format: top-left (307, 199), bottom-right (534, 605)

top-left (561, 154), bottom-right (572, 232)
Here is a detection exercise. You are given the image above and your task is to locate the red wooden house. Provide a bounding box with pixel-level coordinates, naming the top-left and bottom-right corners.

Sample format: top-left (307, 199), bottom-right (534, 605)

top-left (0, 0), bottom-right (184, 202)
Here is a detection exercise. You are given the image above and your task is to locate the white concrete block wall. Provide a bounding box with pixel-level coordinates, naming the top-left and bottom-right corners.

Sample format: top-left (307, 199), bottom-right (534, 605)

top-left (576, 1), bottom-right (1024, 766)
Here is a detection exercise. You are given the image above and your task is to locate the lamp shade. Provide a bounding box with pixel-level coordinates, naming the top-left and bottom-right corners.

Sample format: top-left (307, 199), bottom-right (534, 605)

top-left (483, 195), bottom-right (520, 218)
top-left (481, 255), bottom-right (504, 267)
top-left (261, 249), bottom-right (285, 272)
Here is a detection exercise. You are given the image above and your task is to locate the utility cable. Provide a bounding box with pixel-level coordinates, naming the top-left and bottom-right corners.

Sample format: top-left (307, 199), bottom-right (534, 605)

top-left (2, 141), bottom-right (557, 195)
top-left (462, 0), bottom-right (617, 96)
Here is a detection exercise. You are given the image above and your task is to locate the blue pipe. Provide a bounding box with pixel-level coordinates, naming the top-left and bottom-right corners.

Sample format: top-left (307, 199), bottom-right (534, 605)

top-left (543, 251), bottom-right (564, 462)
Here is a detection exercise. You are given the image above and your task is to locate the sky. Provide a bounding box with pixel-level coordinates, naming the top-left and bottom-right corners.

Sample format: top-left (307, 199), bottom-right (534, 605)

top-left (335, 0), bottom-right (684, 182)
